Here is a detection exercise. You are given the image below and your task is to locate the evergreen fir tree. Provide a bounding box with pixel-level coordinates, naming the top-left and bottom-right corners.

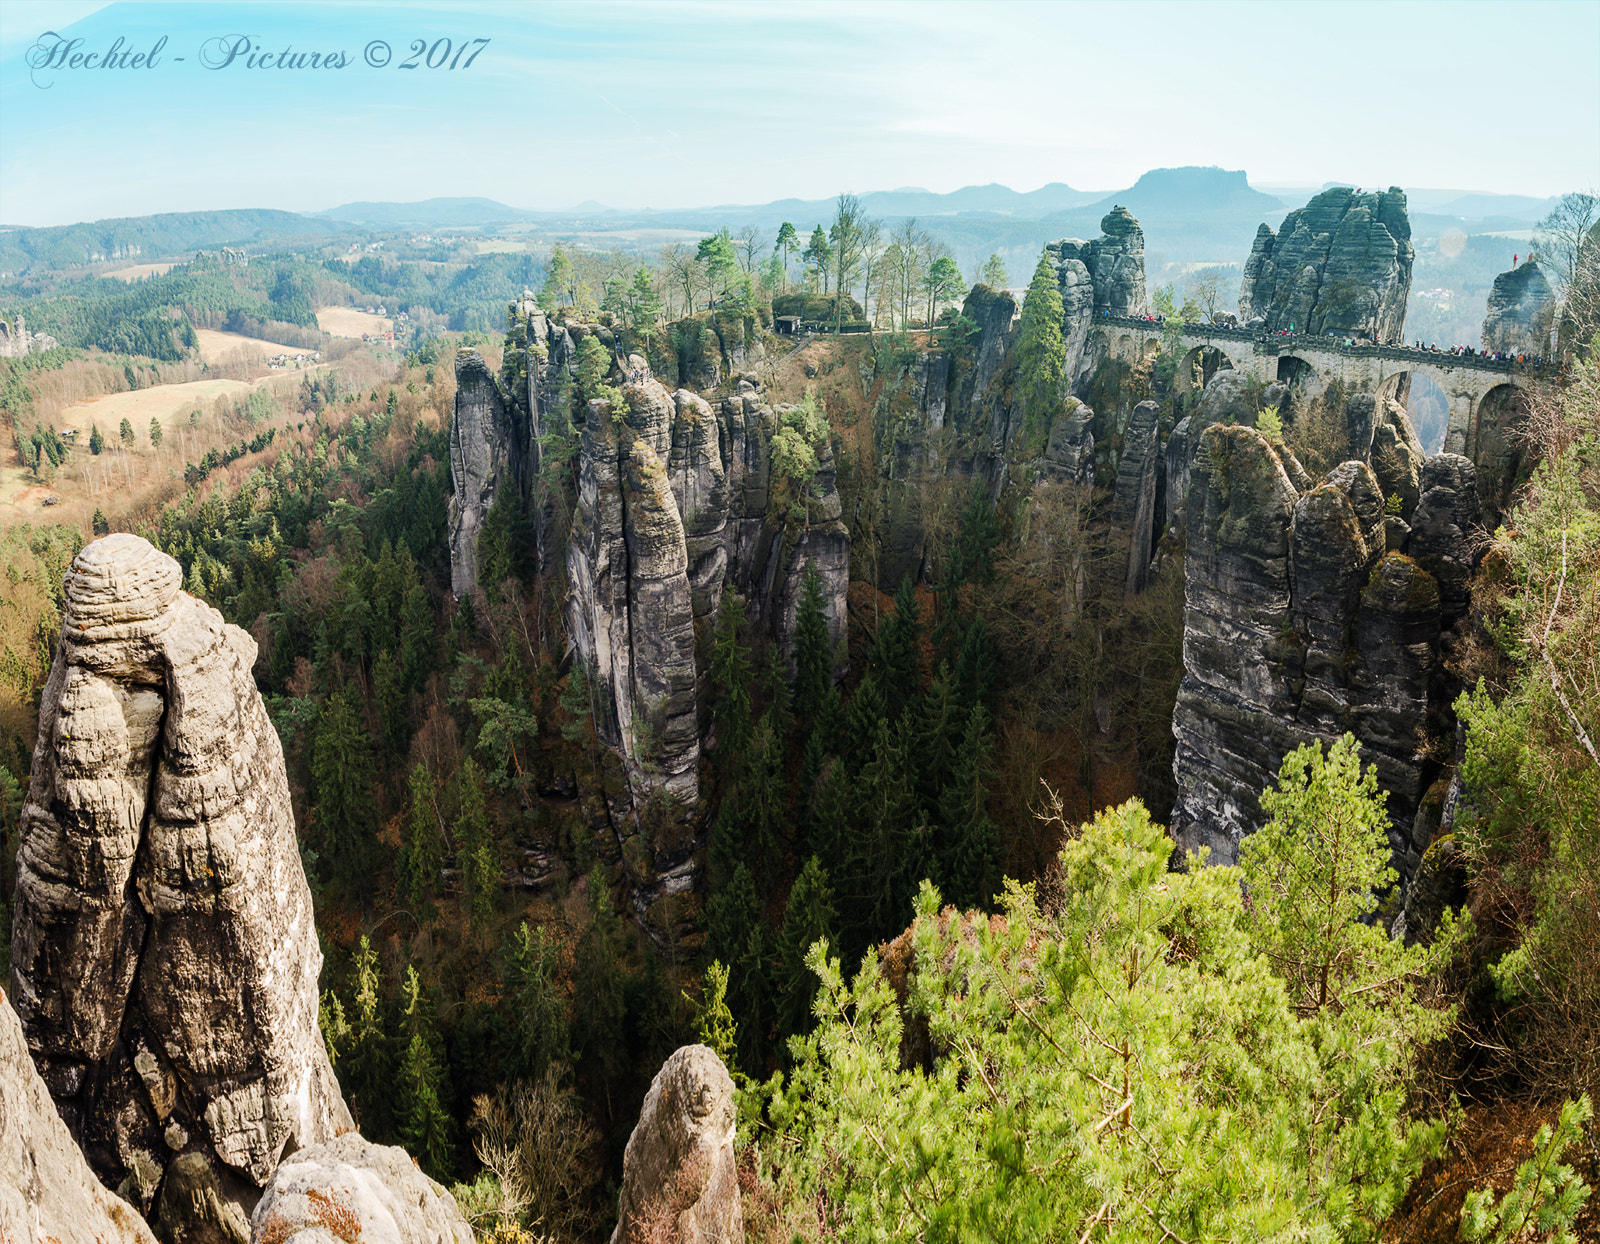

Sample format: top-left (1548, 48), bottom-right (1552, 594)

top-left (504, 921), bottom-right (571, 1083)
top-left (1015, 253), bottom-right (1069, 449)
top-left (953, 615), bottom-right (999, 715)
top-left (916, 662), bottom-right (961, 817)
top-left (341, 935), bottom-right (393, 1140)
top-left (778, 856), bottom-right (836, 1041)
top-left (706, 861), bottom-right (762, 967)
top-left (88, 423), bottom-right (104, 454)
top-left (573, 865), bottom-right (628, 1111)
top-left (845, 670), bottom-right (887, 773)
top-left (807, 756), bottom-right (854, 874)
top-left (455, 758), bottom-right (497, 932)
top-left (731, 920), bottom-right (772, 1074)
top-left (310, 687), bottom-right (377, 895)
top-left (398, 765), bottom-right (441, 921)
top-left (760, 643), bottom-right (794, 749)
top-left (853, 717), bottom-right (920, 949)
top-left (791, 561), bottom-right (835, 747)
top-left (92, 508), bottom-right (109, 536)
top-left (871, 576), bottom-right (924, 723)
top-left (939, 704), bottom-right (1001, 911)
top-left (743, 713), bottom-right (791, 883)
top-left (396, 965), bottom-right (455, 1179)
top-left (709, 588), bottom-right (754, 778)
top-left (399, 580), bottom-right (433, 694)
top-left (373, 649), bottom-right (405, 762)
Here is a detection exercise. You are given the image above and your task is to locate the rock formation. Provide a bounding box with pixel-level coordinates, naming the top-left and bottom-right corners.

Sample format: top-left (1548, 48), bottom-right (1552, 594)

top-left (1114, 400), bottom-right (1162, 594)
top-left (2, 987), bottom-right (159, 1244)
top-left (1481, 261), bottom-right (1555, 356)
top-left (448, 346), bottom-right (526, 598)
top-left (1237, 187), bottom-right (1414, 343)
top-left (611, 1044), bottom-right (741, 1244)
top-left (250, 1133), bottom-right (473, 1244)
top-left (565, 375), bottom-right (849, 808)
top-left (0, 314), bottom-right (59, 359)
top-left (8, 535), bottom-right (351, 1218)
top-left (1170, 430), bottom-right (1469, 882)
top-left (1046, 207), bottom-right (1150, 388)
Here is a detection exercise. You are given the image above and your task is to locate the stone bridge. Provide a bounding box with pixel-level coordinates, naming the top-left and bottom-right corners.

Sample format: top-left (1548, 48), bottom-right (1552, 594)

top-left (1095, 315), bottom-right (1534, 461)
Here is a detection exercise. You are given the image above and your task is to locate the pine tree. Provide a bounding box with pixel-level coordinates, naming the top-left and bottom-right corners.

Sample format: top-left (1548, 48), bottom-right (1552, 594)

top-left (953, 615), bottom-right (998, 716)
top-left (710, 588), bottom-right (754, 778)
top-left (707, 861), bottom-right (762, 967)
top-left (399, 579), bottom-right (433, 694)
top-left (504, 921), bottom-right (571, 1083)
top-left (573, 865), bottom-right (628, 1110)
top-left (310, 687), bottom-right (377, 895)
top-left (398, 764), bottom-right (441, 921)
top-left (939, 705), bottom-right (1000, 911)
top-left (92, 508), bottom-right (109, 536)
top-left (341, 935), bottom-right (393, 1140)
top-left (779, 856), bottom-right (836, 1041)
top-left (1015, 253), bottom-right (1069, 450)
top-left (807, 756), bottom-right (854, 875)
top-left (760, 643), bottom-right (793, 749)
top-left (88, 423), bottom-right (104, 454)
top-left (455, 758), bottom-right (497, 932)
top-left (871, 577), bottom-right (923, 723)
top-left (853, 717), bottom-right (920, 948)
top-left (845, 671), bottom-right (887, 774)
top-left (119, 416), bottom-right (136, 447)
top-left (148, 416), bottom-right (163, 448)
top-left (916, 662), bottom-right (960, 816)
top-left (743, 713), bottom-right (791, 883)
top-left (791, 561), bottom-right (835, 747)
top-left (396, 965), bottom-right (455, 1179)
top-left (373, 649), bottom-right (405, 762)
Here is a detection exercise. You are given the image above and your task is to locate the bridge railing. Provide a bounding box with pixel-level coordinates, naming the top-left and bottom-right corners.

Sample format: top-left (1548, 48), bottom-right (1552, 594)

top-left (1096, 314), bottom-right (1527, 375)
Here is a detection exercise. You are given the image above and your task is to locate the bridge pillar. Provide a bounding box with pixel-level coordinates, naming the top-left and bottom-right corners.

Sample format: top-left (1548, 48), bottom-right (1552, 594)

top-left (1443, 389), bottom-right (1477, 456)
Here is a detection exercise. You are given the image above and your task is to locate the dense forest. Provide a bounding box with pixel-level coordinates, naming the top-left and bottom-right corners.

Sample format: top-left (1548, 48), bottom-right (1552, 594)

top-left (1, 204), bottom-right (1597, 1240)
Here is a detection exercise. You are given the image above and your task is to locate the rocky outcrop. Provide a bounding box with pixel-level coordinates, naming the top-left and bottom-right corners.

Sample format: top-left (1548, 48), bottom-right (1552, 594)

top-left (0, 315), bottom-right (59, 359)
top-left (8, 535), bottom-right (351, 1217)
top-left (2, 987), bottom-right (159, 1244)
top-left (1238, 188), bottom-right (1414, 343)
top-left (565, 375), bottom-right (849, 809)
top-left (1114, 400), bottom-right (1162, 594)
top-left (611, 1045), bottom-right (741, 1244)
top-left (1406, 454), bottom-right (1479, 625)
top-left (448, 347), bottom-right (525, 598)
top-left (1171, 430), bottom-right (1458, 880)
top-left (251, 1133), bottom-right (473, 1244)
top-left (1481, 261), bottom-right (1555, 356)
top-left (1039, 403), bottom-right (1096, 486)
top-left (1047, 207), bottom-right (1149, 387)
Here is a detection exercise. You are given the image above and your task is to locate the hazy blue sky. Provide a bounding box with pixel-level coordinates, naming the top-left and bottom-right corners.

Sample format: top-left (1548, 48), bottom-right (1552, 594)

top-left (1, 0), bottom-right (1595, 226)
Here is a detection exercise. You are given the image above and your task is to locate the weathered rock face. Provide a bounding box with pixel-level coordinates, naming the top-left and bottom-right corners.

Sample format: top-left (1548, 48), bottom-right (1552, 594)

top-left (1407, 453), bottom-right (1479, 625)
top-left (1115, 400), bottom-right (1163, 594)
top-left (1481, 261), bottom-right (1555, 356)
top-left (565, 377), bottom-right (849, 809)
top-left (1170, 430), bottom-right (1456, 880)
top-left (2, 987), bottom-right (159, 1244)
top-left (448, 347), bottom-right (526, 598)
top-left (8, 535), bottom-right (351, 1216)
top-left (1047, 207), bottom-right (1149, 386)
top-left (251, 1133), bottom-right (473, 1244)
top-left (611, 1045), bottom-right (741, 1244)
top-left (1238, 188), bottom-right (1414, 343)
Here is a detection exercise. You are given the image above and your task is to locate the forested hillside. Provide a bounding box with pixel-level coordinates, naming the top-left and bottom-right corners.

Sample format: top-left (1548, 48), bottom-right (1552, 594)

top-left (1, 215), bottom-right (1597, 1240)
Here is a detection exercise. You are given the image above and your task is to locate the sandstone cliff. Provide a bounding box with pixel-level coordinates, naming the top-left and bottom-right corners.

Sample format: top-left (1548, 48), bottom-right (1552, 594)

top-left (1481, 260), bottom-right (1555, 356)
top-left (2, 987), bottom-right (159, 1244)
top-left (611, 1044), bottom-right (741, 1244)
top-left (1046, 206), bottom-right (1150, 389)
top-left (1170, 429), bottom-right (1476, 883)
top-left (1238, 187), bottom-right (1414, 343)
top-left (448, 346), bottom-right (526, 598)
top-left (8, 534), bottom-right (351, 1220)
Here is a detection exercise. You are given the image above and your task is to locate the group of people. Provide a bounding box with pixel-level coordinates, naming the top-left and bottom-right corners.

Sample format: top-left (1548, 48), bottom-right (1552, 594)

top-left (1410, 340), bottom-right (1547, 367)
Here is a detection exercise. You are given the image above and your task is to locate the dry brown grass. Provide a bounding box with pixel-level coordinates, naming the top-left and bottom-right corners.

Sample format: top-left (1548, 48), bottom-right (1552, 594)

top-left (104, 263), bottom-right (175, 281)
top-left (317, 307), bottom-right (393, 338)
top-left (193, 328), bottom-right (318, 366)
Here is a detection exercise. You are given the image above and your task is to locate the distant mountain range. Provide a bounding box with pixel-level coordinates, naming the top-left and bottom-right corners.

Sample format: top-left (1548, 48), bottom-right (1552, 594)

top-left (0, 170), bottom-right (1563, 282)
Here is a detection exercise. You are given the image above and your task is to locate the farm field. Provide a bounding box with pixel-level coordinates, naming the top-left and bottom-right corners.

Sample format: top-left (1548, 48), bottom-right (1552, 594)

top-left (105, 263), bottom-right (176, 280)
top-left (193, 328), bottom-right (318, 366)
top-left (0, 369), bottom-right (316, 527)
top-left (317, 306), bottom-right (392, 337)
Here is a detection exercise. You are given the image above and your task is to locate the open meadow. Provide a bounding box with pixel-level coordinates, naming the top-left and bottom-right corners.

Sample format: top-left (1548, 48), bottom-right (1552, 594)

top-left (317, 306), bottom-right (392, 337)
top-left (104, 263), bottom-right (177, 281)
top-left (193, 328), bottom-right (319, 366)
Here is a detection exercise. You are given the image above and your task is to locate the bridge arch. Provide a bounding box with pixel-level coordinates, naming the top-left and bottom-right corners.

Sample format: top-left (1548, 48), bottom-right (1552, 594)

top-left (1471, 382), bottom-right (1531, 522)
top-left (1175, 343), bottom-right (1236, 394)
top-left (1275, 353), bottom-right (1321, 394)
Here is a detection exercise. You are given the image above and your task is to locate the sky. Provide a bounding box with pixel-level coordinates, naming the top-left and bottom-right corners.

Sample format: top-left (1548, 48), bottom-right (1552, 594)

top-left (1, 0), bottom-right (1596, 228)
